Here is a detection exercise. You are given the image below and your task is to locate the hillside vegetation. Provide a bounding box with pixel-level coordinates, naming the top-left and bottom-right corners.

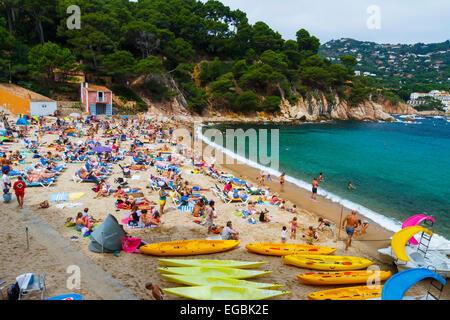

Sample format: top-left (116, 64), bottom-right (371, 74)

top-left (1, 0), bottom-right (404, 115)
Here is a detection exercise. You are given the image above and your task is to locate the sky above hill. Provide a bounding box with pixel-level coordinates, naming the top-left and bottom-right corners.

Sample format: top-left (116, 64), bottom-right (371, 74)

top-left (202, 0), bottom-right (450, 45)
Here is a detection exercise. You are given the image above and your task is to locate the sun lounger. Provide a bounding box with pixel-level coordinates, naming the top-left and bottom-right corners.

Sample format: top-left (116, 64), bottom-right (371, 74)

top-left (222, 190), bottom-right (249, 204)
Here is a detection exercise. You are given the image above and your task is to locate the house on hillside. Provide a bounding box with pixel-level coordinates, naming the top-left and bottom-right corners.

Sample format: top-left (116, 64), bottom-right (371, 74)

top-left (80, 82), bottom-right (113, 116)
top-left (0, 83), bottom-right (57, 116)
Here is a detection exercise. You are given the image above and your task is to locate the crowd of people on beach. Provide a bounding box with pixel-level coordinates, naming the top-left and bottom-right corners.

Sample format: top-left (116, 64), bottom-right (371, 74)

top-left (0, 110), bottom-right (370, 251)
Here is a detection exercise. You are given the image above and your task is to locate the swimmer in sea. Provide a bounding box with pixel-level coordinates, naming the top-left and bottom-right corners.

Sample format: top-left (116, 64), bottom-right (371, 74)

top-left (318, 172), bottom-right (323, 182)
top-left (348, 181), bottom-right (356, 190)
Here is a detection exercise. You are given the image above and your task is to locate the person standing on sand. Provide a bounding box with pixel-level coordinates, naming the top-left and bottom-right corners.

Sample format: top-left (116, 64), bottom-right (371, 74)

top-left (280, 172), bottom-right (285, 192)
top-left (205, 200), bottom-right (216, 234)
top-left (311, 177), bottom-right (319, 201)
top-left (342, 210), bottom-right (359, 251)
top-left (13, 176), bottom-right (26, 209)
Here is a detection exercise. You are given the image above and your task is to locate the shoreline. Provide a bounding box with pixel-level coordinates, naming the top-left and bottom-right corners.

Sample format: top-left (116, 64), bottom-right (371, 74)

top-left (196, 121), bottom-right (450, 250)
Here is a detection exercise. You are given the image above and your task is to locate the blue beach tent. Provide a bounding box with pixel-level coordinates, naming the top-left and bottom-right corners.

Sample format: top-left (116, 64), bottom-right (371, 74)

top-left (16, 118), bottom-right (29, 125)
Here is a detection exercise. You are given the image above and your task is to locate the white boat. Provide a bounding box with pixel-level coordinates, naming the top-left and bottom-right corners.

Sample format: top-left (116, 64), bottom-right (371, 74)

top-left (378, 246), bottom-right (450, 278)
top-left (395, 251), bottom-right (450, 279)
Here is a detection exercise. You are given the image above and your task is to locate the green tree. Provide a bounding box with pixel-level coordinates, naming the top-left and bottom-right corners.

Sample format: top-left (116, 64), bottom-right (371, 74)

top-left (251, 21), bottom-right (283, 54)
top-left (259, 95), bottom-right (281, 112)
top-left (28, 41), bottom-right (77, 85)
top-left (296, 28), bottom-right (320, 56)
top-left (135, 55), bottom-right (164, 77)
top-left (232, 90), bottom-right (259, 112)
top-left (340, 55), bottom-right (358, 69)
top-left (100, 50), bottom-right (136, 81)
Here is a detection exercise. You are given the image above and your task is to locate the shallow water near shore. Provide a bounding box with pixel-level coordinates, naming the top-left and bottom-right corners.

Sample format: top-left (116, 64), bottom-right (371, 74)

top-left (201, 116), bottom-right (450, 248)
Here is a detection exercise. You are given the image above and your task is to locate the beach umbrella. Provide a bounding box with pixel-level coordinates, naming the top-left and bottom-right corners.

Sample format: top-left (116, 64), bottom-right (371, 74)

top-left (92, 145), bottom-right (112, 153)
top-left (69, 113), bottom-right (80, 118)
top-left (32, 116), bottom-right (39, 121)
top-left (64, 117), bottom-right (70, 121)
top-left (122, 116), bottom-right (129, 119)
top-left (0, 136), bottom-right (9, 140)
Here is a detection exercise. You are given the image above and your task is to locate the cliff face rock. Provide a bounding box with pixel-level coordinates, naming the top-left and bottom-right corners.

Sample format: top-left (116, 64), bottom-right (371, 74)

top-left (279, 93), bottom-right (397, 122)
top-left (378, 100), bottom-right (418, 115)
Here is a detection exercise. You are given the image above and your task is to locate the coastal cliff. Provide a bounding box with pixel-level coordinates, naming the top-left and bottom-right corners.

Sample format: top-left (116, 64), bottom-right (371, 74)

top-left (188, 93), bottom-right (417, 123)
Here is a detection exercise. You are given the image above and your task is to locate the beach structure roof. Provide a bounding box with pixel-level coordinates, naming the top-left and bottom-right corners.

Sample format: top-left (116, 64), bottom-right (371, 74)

top-left (0, 83), bottom-right (55, 102)
top-left (84, 84), bottom-right (112, 92)
top-left (88, 214), bottom-right (127, 253)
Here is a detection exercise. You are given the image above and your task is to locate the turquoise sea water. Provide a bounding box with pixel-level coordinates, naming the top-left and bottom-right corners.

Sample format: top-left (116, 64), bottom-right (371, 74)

top-left (202, 116), bottom-right (450, 245)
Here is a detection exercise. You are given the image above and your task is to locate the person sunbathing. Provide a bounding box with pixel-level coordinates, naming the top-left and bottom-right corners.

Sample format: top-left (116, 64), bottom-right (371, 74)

top-left (129, 164), bottom-right (147, 171)
top-left (128, 195), bottom-right (154, 207)
top-left (140, 210), bottom-right (161, 227)
top-left (270, 194), bottom-right (282, 206)
top-left (27, 170), bottom-right (55, 181)
top-left (94, 181), bottom-right (111, 199)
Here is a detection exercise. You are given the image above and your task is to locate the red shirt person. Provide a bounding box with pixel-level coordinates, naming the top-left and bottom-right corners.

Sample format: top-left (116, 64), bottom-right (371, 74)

top-left (13, 176), bottom-right (27, 209)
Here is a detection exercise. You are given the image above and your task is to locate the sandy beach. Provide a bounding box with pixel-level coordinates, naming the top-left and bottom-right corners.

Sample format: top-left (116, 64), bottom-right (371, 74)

top-left (0, 114), bottom-right (447, 300)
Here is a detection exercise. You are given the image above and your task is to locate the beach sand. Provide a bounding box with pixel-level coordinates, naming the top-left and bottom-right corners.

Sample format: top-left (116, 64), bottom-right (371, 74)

top-left (0, 117), bottom-right (447, 300)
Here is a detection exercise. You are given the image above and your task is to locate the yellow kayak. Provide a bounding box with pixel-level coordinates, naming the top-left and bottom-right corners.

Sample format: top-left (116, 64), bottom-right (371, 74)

top-left (246, 243), bottom-right (337, 256)
top-left (140, 240), bottom-right (240, 256)
top-left (297, 270), bottom-right (392, 285)
top-left (163, 286), bottom-right (290, 300)
top-left (158, 267), bottom-right (272, 279)
top-left (162, 274), bottom-right (283, 289)
top-left (282, 255), bottom-right (373, 271)
top-left (308, 285), bottom-right (383, 300)
top-left (158, 258), bottom-right (266, 269)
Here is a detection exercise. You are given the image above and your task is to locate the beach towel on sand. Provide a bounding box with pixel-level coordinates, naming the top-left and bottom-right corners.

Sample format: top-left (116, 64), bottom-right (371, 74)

top-left (55, 202), bottom-right (83, 209)
top-left (121, 218), bottom-right (157, 229)
top-left (178, 204), bottom-right (195, 213)
top-left (50, 192), bottom-right (70, 202)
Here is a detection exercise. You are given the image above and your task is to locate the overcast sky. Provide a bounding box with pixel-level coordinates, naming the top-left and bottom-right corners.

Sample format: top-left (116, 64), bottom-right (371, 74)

top-left (201, 0), bottom-right (450, 45)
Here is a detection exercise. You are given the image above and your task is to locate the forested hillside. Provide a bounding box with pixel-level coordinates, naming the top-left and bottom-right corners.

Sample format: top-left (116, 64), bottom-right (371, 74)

top-left (0, 0), bottom-right (401, 115)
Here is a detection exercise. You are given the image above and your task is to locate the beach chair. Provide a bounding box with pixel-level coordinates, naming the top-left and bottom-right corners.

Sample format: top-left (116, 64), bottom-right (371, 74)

top-left (214, 184), bottom-right (229, 203)
top-left (171, 191), bottom-right (193, 206)
top-left (18, 273), bottom-right (46, 300)
top-left (245, 182), bottom-right (264, 195)
top-left (168, 181), bottom-right (179, 192)
top-left (72, 170), bottom-right (104, 184)
top-left (222, 190), bottom-right (249, 204)
top-left (148, 179), bottom-right (161, 191)
top-left (21, 174), bottom-right (55, 188)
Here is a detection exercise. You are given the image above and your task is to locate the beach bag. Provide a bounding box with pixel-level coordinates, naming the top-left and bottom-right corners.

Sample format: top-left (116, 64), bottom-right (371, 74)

top-left (40, 200), bottom-right (49, 208)
top-left (7, 282), bottom-right (20, 300)
top-left (3, 193), bottom-right (12, 203)
top-left (65, 218), bottom-right (76, 227)
top-left (121, 237), bottom-right (142, 253)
